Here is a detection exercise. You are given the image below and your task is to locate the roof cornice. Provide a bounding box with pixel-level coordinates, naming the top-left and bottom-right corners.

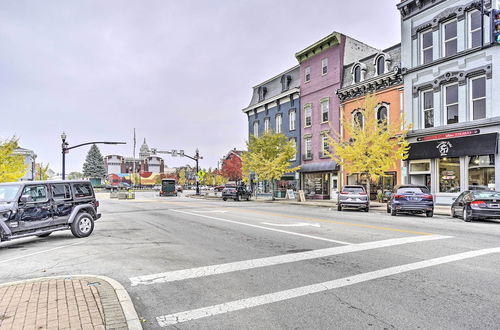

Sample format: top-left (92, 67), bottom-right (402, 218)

top-left (295, 32), bottom-right (342, 63)
top-left (242, 87), bottom-right (300, 113)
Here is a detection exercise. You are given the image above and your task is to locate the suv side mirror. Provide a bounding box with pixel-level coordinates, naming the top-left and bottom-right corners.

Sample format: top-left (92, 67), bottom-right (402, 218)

top-left (20, 195), bottom-right (33, 203)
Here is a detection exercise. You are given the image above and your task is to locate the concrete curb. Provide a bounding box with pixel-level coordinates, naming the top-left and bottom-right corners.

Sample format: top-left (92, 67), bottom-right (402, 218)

top-left (0, 275), bottom-right (142, 330)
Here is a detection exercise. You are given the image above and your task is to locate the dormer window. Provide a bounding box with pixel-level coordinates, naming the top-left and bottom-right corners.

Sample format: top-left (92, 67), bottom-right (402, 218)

top-left (258, 86), bottom-right (268, 102)
top-left (353, 65), bottom-right (361, 83)
top-left (376, 55), bottom-right (385, 75)
top-left (280, 74), bottom-right (292, 92)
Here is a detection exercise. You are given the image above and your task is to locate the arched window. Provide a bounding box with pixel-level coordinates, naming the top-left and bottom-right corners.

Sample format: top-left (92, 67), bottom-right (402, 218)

top-left (353, 65), bottom-right (361, 83)
top-left (377, 106), bottom-right (388, 124)
top-left (353, 111), bottom-right (364, 129)
top-left (376, 56), bottom-right (385, 75)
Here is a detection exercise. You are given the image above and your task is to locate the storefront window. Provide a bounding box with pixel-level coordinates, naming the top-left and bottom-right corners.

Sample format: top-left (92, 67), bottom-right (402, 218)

top-left (303, 173), bottom-right (330, 198)
top-left (468, 155), bottom-right (495, 190)
top-left (409, 161), bottom-right (430, 173)
top-left (439, 157), bottom-right (460, 193)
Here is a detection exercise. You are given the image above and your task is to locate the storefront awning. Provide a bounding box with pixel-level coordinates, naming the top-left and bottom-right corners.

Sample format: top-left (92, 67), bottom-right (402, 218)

top-left (299, 161), bottom-right (338, 173)
top-left (407, 133), bottom-right (498, 160)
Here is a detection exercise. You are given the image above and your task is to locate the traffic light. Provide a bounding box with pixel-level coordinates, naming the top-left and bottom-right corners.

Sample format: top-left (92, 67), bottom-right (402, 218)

top-left (492, 9), bottom-right (500, 44)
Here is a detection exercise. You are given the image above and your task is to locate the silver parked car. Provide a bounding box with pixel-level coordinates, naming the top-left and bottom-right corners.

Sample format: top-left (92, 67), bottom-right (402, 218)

top-left (337, 185), bottom-right (369, 212)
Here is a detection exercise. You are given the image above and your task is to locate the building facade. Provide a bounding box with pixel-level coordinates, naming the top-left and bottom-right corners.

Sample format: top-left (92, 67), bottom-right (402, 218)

top-left (104, 139), bottom-right (166, 175)
top-left (337, 44), bottom-right (404, 199)
top-left (398, 0), bottom-right (500, 204)
top-left (14, 147), bottom-right (36, 181)
top-left (242, 66), bottom-right (301, 195)
top-left (295, 32), bottom-right (378, 199)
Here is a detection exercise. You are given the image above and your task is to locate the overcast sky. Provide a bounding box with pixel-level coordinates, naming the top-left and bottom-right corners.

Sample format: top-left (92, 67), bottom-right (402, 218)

top-left (0, 0), bottom-right (401, 173)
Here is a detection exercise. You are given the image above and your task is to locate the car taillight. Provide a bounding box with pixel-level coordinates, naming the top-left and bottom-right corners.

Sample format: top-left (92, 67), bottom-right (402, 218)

top-left (340, 192), bottom-right (349, 195)
top-left (160, 190), bottom-right (163, 194)
top-left (394, 194), bottom-right (404, 199)
top-left (95, 201), bottom-right (100, 207)
top-left (471, 200), bottom-right (486, 207)
top-left (422, 194), bottom-right (433, 200)
top-left (359, 192), bottom-right (367, 195)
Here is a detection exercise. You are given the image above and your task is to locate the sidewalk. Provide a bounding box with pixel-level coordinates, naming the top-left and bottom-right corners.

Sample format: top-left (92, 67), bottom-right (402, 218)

top-left (0, 276), bottom-right (141, 330)
top-left (189, 194), bottom-right (452, 216)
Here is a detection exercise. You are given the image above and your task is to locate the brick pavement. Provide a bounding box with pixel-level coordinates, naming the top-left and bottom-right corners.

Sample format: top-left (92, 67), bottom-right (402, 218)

top-left (0, 277), bottom-right (130, 330)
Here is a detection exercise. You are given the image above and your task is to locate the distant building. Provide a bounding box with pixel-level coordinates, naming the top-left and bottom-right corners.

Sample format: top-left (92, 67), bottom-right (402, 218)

top-left (13, 147), bottom-right (36, 181)
top-left (104, 139), bottom-right (165, 175)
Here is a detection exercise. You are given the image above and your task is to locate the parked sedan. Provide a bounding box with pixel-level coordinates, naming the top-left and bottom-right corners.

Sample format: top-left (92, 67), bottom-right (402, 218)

top-left (451, 190), bottom-right (500, 222)
top-left (337, 185), bottom-right (369, 212)
top-left (387, 184), bottom-right (434, 217)
top-left (222, 186), bottom-right (251, 201)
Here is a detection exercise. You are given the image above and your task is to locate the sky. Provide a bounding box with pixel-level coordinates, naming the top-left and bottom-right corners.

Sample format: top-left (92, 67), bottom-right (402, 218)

top-left (0, 0), bottom-right (401, 173)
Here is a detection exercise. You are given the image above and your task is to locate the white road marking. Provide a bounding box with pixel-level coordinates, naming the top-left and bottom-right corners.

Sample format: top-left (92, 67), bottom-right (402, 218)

top-left (129, 235), bottom-right (450, 286)
top-left (156, 246), bottom-right (500, 327)
top-left (169, 209), bottom-right (352, 245)
top-left (260, 222), bottom-right (320, 228)
top-left (192, 210), bottom-right (229, 214)
top-left (0, 241), bottom-right (84, 264)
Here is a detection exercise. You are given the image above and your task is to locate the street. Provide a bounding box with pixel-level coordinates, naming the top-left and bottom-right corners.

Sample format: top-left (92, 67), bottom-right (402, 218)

top-left (1, 192), bottom-right (500, 329)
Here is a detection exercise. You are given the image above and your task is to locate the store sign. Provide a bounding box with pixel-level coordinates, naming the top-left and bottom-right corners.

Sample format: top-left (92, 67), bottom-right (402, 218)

top-left (408, 133), bottom-right (498, 160)
top-left (417, 129), bottom-right (480, 142)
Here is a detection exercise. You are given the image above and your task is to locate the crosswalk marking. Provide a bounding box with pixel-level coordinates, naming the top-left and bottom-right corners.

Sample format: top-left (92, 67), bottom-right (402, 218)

top-left (169, 208), bottom-right (353, 245)
top-left (156, 247), bottom-right (500, 327)
top-left (129, 235), bottom-right (450, 286)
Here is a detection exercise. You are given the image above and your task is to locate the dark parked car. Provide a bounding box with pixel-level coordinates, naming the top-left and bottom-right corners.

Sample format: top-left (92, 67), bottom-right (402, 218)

top-left (451, 190), bottom-right (500, 222)
top-left (337, 185), bottom-right (369, 212)
top-left (214, 185), bottom-right (225, 192)
top-left (387, 184), bottom-right (434, 217)
top-left (0, 180), bottom-right (101, 242)
top-left (222, 186), bottom-right (251, 201)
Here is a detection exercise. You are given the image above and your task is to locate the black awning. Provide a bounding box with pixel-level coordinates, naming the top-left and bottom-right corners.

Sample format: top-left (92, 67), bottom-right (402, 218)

top-left (408, 133), bottom-right (498, 160)
top-left (299, 161), bottom-right (338, 173)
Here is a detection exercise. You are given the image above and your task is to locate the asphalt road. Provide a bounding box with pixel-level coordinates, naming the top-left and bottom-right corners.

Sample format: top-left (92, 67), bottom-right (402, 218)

top-left (1, 191), bottom-right (500, 329)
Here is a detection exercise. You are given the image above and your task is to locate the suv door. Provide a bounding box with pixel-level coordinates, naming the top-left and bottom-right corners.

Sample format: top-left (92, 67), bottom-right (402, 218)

top-left (17, 184), bottom-right (54, 232)
top-left (51, 183), bottom-right (73, 225)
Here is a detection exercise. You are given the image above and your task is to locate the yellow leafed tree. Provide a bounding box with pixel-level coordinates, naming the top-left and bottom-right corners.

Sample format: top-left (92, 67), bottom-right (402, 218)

top-left (242, 132), bottom-right (300, 199)
top-left (0, 138), bottom-right (28, 183)
top-left (326, 94), bottom-right (411, 198)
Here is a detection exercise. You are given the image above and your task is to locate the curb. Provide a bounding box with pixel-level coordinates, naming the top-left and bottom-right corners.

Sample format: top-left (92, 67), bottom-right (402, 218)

top-left (0, 275), bottom-right (142, 330)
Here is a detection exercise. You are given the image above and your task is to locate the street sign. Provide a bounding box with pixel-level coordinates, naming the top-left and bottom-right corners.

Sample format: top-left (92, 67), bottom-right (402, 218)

top-left (179, 150), bottom-right (184, 157)
top-left (197, 169), bottom-right (206, 179)
top-left (171, 150), bottom-right (177, 157)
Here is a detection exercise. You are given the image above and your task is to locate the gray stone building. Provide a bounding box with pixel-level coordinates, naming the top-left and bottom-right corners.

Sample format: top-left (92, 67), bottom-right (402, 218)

top-left (398, 0), bottom-right (500, 204)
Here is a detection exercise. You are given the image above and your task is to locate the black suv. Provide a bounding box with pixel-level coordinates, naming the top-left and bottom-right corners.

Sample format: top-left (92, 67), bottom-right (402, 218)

top-left (222, 186), bottom-right (251, 201)
top-left (0, 180), bottom-right (101, 242)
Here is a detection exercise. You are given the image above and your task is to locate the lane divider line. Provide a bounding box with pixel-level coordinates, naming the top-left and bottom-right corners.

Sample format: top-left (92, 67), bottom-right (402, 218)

top-left (0, 241), bottom-right (84, 264)
top-left (156, 246), bottom-right (500, 327)
top-left (129, 234), bottom-right (451, 287)
top-left (169, 209), bottom-right (352, 245)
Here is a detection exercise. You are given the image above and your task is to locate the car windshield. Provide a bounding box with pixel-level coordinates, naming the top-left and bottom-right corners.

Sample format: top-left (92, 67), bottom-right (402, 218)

top-left (396, 187), bottom-right (429, 194)
top-left (473, 191), bottom-right (500, 199)
top-left (343, 187), bottom-right (364, 193)
top-left (0, 185), bottom-right (21, 202)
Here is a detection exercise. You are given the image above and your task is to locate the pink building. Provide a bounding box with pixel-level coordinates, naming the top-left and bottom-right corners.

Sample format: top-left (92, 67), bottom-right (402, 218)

top-left (295, 32), bottom-right (377, 199)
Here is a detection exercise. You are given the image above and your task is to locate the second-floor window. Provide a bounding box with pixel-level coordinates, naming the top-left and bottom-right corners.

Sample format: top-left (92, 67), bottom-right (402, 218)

top-left (421, 29), bottom-right (433, 64)
top-left (469, 10), bottom-right (482, 48)
top-left (470, 76), bottom-right (486, 120)
top-left (275, 114), bottom-right (282, 134)
top-left (305, 66), bottom-right (311, 82)
top-left (289, 110), bottom-right (296, 131)
top-left (290, 138), bottom-right (297, 161)
top-left (353, 110), bottom-right (364, 129)
top-left (264, 118), bottom-right (270, 133)
top-left (322, 135), bottom-right (330, 156)
top-left (321, 100), bottom-right (329, 122)
top-left (321, 58), bottom-right (328, 75)
top-left (444, 83), bottom-right (459, 124)
top-left (422, 90), bottom-right (434, 128)
top-left (377, 106), bottom-right (388, 125)
top-left (304, 137), bottom-right (312, 159)
top-left (304, 105), bottom-right (312, 127)
top-left (443, 19), bottom-right (458, 57)
top-left (253, 121), bottom-right (259, 137)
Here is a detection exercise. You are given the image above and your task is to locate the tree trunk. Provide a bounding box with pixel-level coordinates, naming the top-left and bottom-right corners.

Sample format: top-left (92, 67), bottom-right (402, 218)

top-left (271, 179), bottom-right (275, 201)
top-left (366, 173), bottom-right (371, 202)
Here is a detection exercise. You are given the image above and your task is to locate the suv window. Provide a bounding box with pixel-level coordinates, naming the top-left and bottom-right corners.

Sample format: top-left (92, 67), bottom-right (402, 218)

top-left (21, 185), bottom-right (48, 202)
top-left (52, 184), bottom-right (72, 200)
top-left (396, 186), bottom-right (429, 194)
top-left (342, 186), bottom-right (365, 193)
top-left (72, 183), bottom-right (93, 198)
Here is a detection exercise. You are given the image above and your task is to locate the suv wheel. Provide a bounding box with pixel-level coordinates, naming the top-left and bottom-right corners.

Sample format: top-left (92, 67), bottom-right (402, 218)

top-left (386, 204), bottom-right (391, 213)
top-left (337, 204), bottom-right (342, 211)
top-left (71, 212), bottom-right (94, 238)
top-left (222, 197), bottom-right (227, 201)
top-left (463, 207), bottom-right (472, 222)
top-left (391, 207), bottom-right (397, 216)
top-left (364, 206), bottom-right (369, 212)
top-left (426, 210), bottom-right (434, 217)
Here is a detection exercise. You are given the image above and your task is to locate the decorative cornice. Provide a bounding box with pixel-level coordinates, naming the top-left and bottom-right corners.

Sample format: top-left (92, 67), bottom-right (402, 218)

top-left (337, 71), bottom-right (403, 102)
top-left (412, 64), bottom-right (492, 97)
top-left (295, 32), bottom-right (341, 63)
top-left (398, 0), bottom-right (490, 21)
top-left (242, 88), bottom-right (299, 114)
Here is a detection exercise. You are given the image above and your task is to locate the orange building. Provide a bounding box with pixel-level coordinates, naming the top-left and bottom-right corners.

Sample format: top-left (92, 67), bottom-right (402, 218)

top-left (336, 44), bottom-right (404, 199)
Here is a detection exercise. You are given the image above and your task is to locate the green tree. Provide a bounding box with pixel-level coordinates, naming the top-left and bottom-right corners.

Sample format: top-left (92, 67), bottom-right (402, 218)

top-left (242, 132), bottom-right (299, 199)
top-left (177, 168), bottom-right (187, 186)
top-left (82, 144), bottom-right (106, 179)
top-left (67, 171), bottom-right (83, 180)
top-left (36, 163), bottom-right (51, 180)
top-left (0, 137), bottom-right (27, 183)
top-left (327, 94), bottom-right (411, 199)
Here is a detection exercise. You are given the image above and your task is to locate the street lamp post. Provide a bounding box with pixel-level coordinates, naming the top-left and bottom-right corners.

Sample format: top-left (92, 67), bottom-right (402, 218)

top-left (60, 132), bottom-right (126, 180)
